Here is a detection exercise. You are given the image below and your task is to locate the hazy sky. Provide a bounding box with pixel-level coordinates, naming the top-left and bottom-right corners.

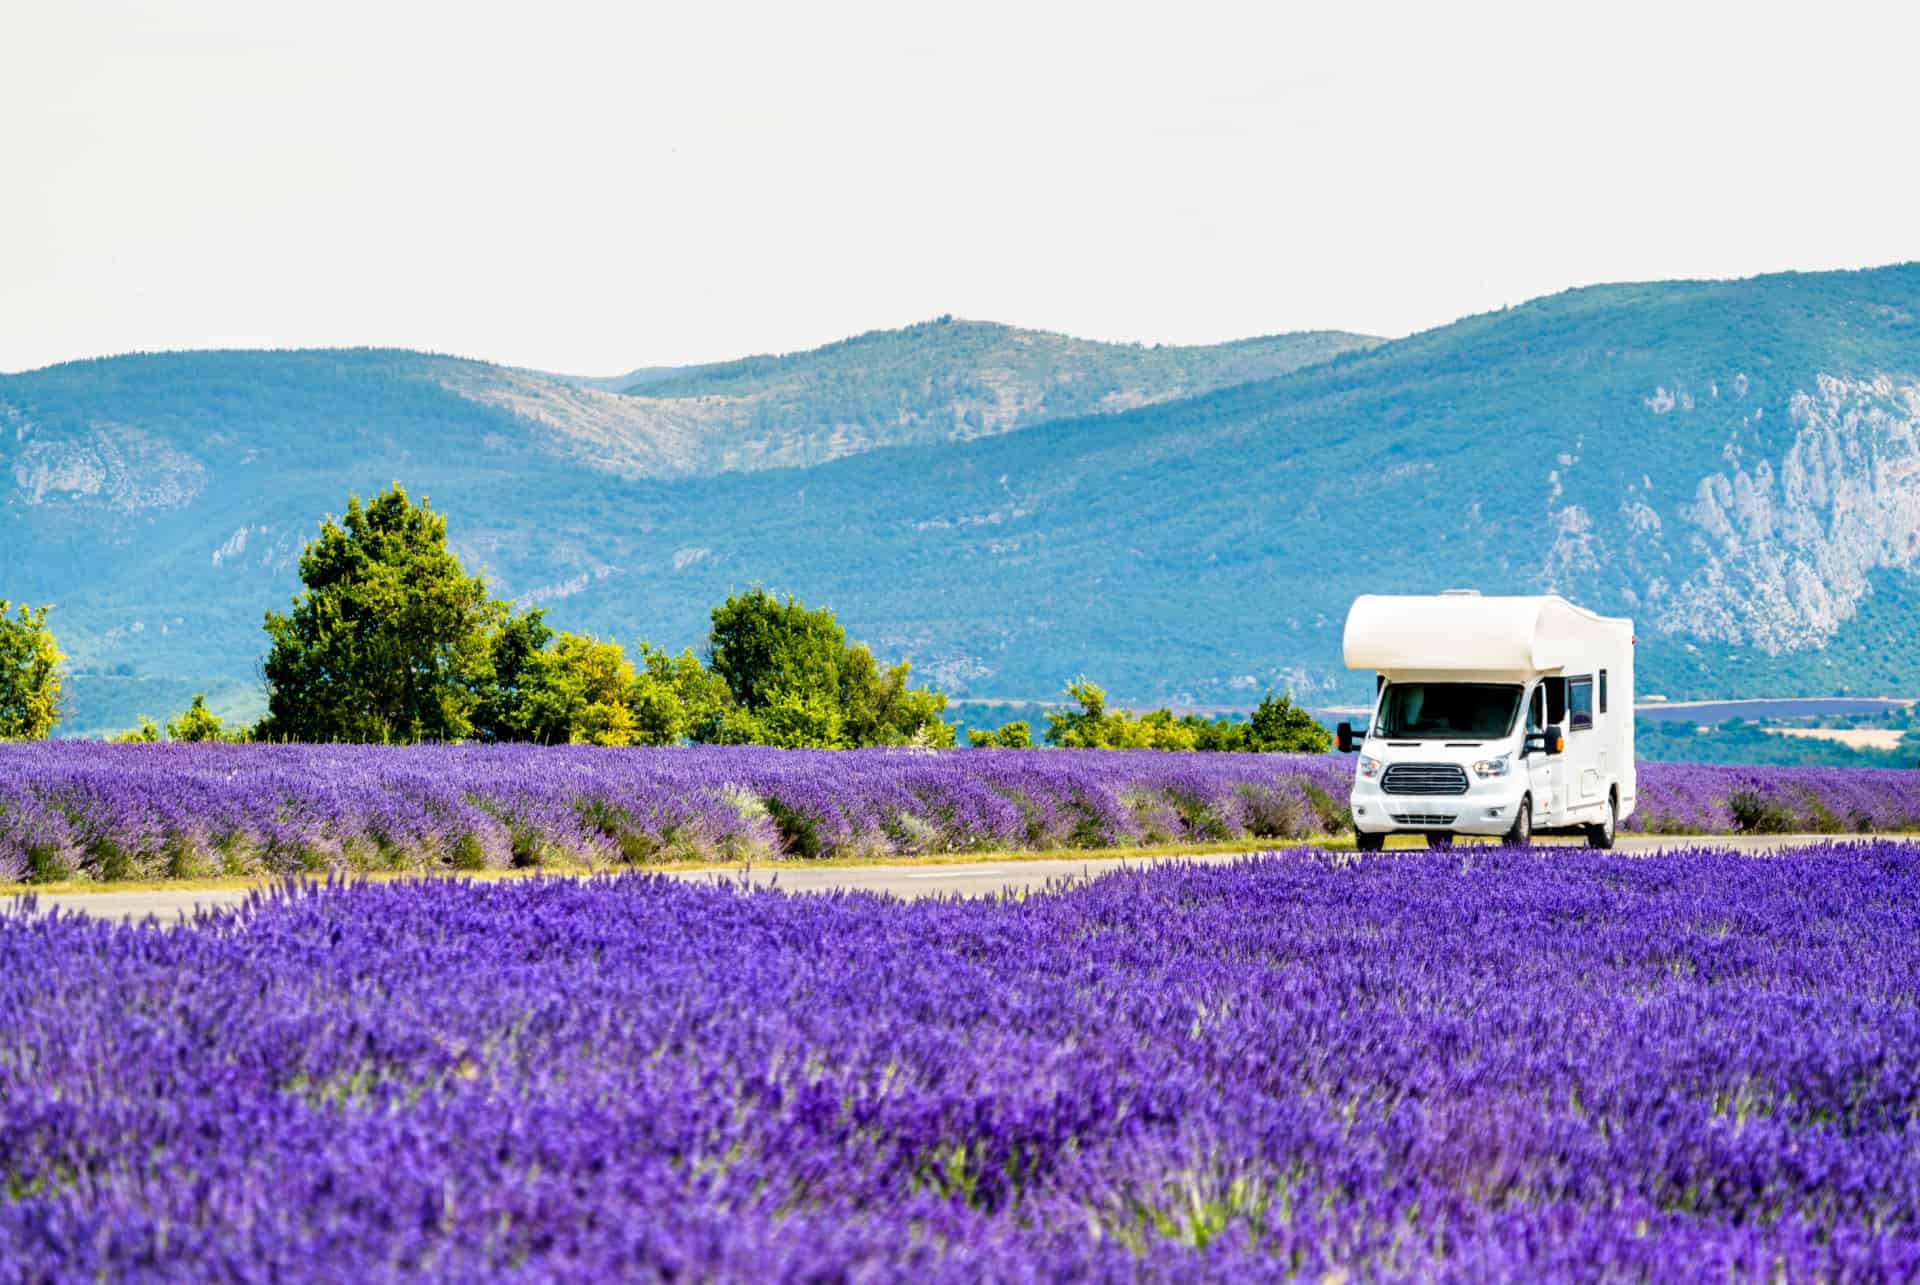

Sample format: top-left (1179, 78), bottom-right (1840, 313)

top-left (7, 0), bottom-right (1919, 374)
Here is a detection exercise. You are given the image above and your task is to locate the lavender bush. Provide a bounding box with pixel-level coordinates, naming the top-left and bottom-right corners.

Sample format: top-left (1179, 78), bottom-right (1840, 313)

top-left (2, 744), bottom-right (1920, 883)
top-left (3, 844), bottom-right (1919, 1279)
top-left (1629, 761), bottom-right (1920, 834)
top-left (0, 744), bottom-right (1354, 881)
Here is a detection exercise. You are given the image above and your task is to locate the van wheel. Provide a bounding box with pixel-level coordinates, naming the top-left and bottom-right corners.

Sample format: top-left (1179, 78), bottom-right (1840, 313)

top-left (1355, 831), bottom-right (1386, 852)
top-left (1426, 832), bottom-right (1454, 849)
top-left (1586, 793), bottom-right (1617, 849)
top-left (1504, 795), bottom-right (1532, 847)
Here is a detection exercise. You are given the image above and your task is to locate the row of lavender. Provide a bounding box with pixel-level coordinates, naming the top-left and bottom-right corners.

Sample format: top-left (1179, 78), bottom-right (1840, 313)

top-left (0, 744), bottom-right (1357, 882)
top-left (2, 743), bottom-right (1920, 881)
top-left (5, 846), bottom-right (1918, 1277)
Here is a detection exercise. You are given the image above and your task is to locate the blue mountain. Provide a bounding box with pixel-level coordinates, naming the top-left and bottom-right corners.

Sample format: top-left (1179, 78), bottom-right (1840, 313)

top-left (6, 268), bottom-right (1920, 734)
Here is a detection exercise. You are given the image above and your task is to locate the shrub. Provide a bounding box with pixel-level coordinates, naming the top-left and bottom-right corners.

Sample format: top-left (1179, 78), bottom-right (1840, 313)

top-left (763, 795), bottom-right (824, 860)
top-left (1728, 786), bottom-right (1798, 833)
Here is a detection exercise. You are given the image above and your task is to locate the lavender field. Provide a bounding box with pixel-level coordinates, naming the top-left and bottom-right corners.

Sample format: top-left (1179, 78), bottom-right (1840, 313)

top-left (4, 744), bottom-right (1920, 883)
top-left (4, 844), bottom-right (1919, 1279)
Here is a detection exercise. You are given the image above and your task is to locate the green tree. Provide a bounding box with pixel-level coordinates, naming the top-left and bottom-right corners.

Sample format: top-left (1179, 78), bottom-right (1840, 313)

top-left (1182, 714), bottom-right (1247, 752)
top-left (706, 588), bottom-right (847, 715)
top-left (738, 683), bottom-right (846, 748)
top-left (0, 600), bottom-right (62, 740)
top-left (516, 631), bottom-right (639, 747)
top-left (1126, 707), bottom-right (1197, 751)
top-left (968, 719), bottom-right (1032, 748)
top-left (703, 588), bottom-right (952, 747)
top-left (840, 643), bottom-right (955, 747)
top-left (471, 606), bottom-right (554, 742)
top-left (1044, 678), bottom-right (1113, 747)
top-left (1245, 691), bottom-right (1333, 753)
top-left (166, 694), bottom-right (228, 743)
top-left (113, 716), bottom-right (160, 743)
top-left (260, 484), bottom-right (497, 743)
top-left (630, 643), bottom-right (733, 746)
top-left (476, 624), bottom-right (732, 748)
top-left (573, 698), bottom-right (638, 747)
top-left (1043, 680), bottom-right (1329, 753)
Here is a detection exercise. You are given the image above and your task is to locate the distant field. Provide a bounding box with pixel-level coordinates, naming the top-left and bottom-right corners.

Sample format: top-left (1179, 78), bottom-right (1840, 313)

top-left (1633, 696), bottom-right (1916, 723)
top-left (1765, 726), bottom-right (1909, 750)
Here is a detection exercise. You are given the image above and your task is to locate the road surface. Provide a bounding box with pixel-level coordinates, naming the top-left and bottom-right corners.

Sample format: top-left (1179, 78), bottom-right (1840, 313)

top-left (6, 833), bottom-right (1909, 925)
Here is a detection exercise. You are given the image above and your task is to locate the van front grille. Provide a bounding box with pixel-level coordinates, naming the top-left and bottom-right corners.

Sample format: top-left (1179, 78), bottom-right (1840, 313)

top-left (1389, 813), bottom-right (1458, 825)
top-left (1381, 763), bottom-right (1470, 796)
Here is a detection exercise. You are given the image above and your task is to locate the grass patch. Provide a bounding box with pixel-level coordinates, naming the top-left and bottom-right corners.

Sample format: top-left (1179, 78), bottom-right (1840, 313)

top-left (0, 837), bottom-right (1364, 896)
top-left (7, 831), bottom-right (1906, 898)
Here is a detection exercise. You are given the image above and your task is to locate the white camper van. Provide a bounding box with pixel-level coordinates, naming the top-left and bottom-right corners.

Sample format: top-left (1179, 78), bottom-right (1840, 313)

top-left (1335, 591), bottom-right (1634, 850)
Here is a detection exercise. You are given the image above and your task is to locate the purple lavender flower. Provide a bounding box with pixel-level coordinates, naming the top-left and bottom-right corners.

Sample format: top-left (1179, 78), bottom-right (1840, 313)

top-left (3, 843), bottom-right (1919, 1278)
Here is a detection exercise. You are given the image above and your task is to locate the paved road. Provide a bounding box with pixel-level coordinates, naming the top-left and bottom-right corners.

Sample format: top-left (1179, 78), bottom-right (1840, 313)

top-left (7, 832), bottom-right (1910, 925)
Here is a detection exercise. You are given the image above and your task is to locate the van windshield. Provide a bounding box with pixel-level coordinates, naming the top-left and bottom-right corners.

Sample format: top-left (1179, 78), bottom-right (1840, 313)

top-left (1373, 683), bottom-right (1522, 740)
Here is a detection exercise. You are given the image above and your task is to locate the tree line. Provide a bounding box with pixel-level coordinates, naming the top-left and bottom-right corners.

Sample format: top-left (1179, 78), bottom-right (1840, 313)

top-left (976, 679), bottom-right (1330, 753)
top-left (1, 483), bottom-right (1329, 752)
top-left (0, 602), bottom-right (61, 740)
top-left (249, 485), bottom-right (954, 747)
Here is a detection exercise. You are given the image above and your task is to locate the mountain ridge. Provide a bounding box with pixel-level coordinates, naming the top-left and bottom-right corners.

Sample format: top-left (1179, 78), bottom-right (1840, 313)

top-left (7, 265), bottom-right (1920, 734)
top-left (3, 320), bottom-right (1380, 484)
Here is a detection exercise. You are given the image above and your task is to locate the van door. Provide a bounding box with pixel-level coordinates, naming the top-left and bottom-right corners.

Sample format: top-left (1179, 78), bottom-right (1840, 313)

top-left (1568, 675), bottom-right (1601, 806)
top-left (1525, 683), bottom-right (1556, 827)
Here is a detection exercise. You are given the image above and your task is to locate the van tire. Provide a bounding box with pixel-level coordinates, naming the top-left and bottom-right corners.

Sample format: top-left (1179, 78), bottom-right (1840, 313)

top-left (1504, 795), bottom-right (1532, 847)
top-left (1586, 793), bottom-right (1617, 850)
top-left (1355, 831), bottom-right (1386, 852)
top-left (1426, 832), bottom-right (1454, 849)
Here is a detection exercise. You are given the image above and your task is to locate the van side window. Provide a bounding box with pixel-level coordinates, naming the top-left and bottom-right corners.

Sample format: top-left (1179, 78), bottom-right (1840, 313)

top-left (1528, 686), bottom-right (1543, 730)
top-left (1543, 677), bottom-right (1566, 726)
top-left (1599, 669), bottom-right (1609, 714)
top-left (1569, 676), bottom-right (1594, 730)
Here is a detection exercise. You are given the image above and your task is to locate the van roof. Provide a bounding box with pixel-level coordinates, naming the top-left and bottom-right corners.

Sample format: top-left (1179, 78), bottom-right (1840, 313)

top-left (1342, 593), bottom-right (1631, 675)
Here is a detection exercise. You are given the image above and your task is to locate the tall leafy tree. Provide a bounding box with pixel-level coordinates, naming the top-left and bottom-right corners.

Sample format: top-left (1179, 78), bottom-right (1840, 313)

top-left (1245, 691), bottom-right (1333, 753)
top-left (0, 601), bottom-right (62, 740)
top-left (630, 644), bottom-right (732, 746)
top-left (512, 632), bottom-right (639, 747)
top-left (1044, 678), bottom-right (1113, 747)
top-left (839, 644), bottom-right (956, 748)
top-left (471, 606), bottom-right (555, 742)
top-left (703, 588), bottom-right (952, 747)
top-left (261, 484), bottom-right (497, 743)
top-left (706, 588), bottom-right (847, 715)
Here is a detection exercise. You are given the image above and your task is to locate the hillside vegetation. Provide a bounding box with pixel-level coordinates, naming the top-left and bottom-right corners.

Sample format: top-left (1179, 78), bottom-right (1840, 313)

top-left (7, 266), bottom-right (1920, 733)
top-left (609, 317), bottom-right (1375, 466)
top-left (470, 319), bottom-right (1376, 476)
top-left (516, 265), bottom-right (1920, 711)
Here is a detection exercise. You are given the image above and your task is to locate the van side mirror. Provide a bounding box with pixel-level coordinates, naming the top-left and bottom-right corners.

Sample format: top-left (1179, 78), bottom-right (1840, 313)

top-left (1336, 722), bottom-right (1360, 753)
top-left (1523, 725), bottom-right (1566, 756)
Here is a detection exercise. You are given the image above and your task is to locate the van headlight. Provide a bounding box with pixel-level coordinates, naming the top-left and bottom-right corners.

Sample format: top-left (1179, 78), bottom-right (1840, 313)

top-left (1358, 755), bottom-right (1381, 779)
top-left (1472, 755), bottom-right (1511, 778)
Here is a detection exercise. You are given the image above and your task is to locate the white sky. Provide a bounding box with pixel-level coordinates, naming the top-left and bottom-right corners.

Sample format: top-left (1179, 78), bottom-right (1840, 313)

top-left (6, 0), bottom-right (1919, 375)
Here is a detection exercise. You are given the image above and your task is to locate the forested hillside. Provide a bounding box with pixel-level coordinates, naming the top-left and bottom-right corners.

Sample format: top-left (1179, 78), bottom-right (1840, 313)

top-left (613, 317), bottom-right (1374, 465)
top-left (1, 321), bottom-right (1373, 488)
top-left (7, 266), bottom-right (1920, 733)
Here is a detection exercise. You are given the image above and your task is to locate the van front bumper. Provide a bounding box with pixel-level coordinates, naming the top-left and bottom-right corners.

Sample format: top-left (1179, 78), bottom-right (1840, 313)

top-left (1349, 777), bottom-right (1529, 837)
